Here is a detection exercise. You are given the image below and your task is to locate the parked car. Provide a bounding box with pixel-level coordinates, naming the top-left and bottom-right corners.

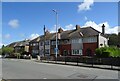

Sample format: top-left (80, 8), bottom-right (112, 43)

top-left (0, 55), bottom-right (2, 59)
top-left (23, 54), bottom-right (31, 59)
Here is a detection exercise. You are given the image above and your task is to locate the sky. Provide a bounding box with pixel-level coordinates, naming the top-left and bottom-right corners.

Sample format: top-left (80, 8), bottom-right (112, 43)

top-left (1, 0), bottom-right (119, 47)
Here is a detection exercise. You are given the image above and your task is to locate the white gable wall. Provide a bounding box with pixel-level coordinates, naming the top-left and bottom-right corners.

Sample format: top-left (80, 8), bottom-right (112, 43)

top-left (98, 34), bottom-right (108, 48)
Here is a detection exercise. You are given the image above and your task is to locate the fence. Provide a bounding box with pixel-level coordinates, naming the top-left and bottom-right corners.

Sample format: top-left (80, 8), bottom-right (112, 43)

top-left (40, 56), bottom-right (120, 70)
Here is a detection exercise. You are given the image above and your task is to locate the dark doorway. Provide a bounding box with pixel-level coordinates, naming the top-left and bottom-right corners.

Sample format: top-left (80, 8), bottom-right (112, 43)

top-left (86, 48), bottom-right (92, 56)
top-left (63, 50), bottom-right (67, 56)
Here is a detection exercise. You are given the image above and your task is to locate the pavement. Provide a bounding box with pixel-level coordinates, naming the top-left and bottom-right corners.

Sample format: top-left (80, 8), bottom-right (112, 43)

top-left (2, 58), bottom-right (119, 80)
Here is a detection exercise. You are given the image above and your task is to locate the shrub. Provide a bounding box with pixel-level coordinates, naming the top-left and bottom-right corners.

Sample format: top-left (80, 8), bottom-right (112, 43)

top-left (2, 47), bottom-right (14, 55)
top-left (95, 46), bottom-right (120, 58)
top-left (95, 48), bottom-right (102, 57)
top-left (101, 51), bottom-right (110, 57)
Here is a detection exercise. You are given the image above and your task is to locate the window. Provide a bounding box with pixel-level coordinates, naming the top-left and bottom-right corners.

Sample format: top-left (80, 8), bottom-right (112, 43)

top-left (83, 37), bottom-right (97, 43)
top-left (32, 50), bottom-right (38, 54)
top-left (40, 42), bottom-right (43, 46)
top-left (45, 40), bottom-right (50, 45)
top-left (72, 39), bottom-right (82, 43)
top-left (33, 43), bottom-right (39, 46)
top-left (51, 41), bottom-right (56, 45)
top-left (78, 39), bottom-right (82, 43)
top-left (72, 49), bottom-right (82, 55)
top-left (30, 43), bottom-right (32, 46)
top-left (51, 41), bottom-right (59, 45)
top-left (45, 49), bottom-right (50, 55)
top-left (33, 43), bottom-right (36, 46)
top-left (64, 40), bottom-right (68, 44)
top-left (79, 50), bottom-right (82, 55)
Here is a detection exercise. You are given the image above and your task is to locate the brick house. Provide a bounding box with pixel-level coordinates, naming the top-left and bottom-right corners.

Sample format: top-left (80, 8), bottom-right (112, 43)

top-left (29, 37), bottom-right (40, 57)
top-left (51, 28), bottom-right (72, 56)
top-left (50, 24), bottom-right (108, 56)
top-left (14, 40), bottom-right (30, 53)
top-left (39, 31), bottom-right (55, 57)
top-left (29, 24), bottom-right (108, 57)
top-left (6, 39), bottom-right (30, 54)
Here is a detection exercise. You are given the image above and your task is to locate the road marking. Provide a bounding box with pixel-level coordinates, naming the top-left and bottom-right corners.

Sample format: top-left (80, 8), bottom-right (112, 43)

top-left (43, 78), bottom-right (47, 79)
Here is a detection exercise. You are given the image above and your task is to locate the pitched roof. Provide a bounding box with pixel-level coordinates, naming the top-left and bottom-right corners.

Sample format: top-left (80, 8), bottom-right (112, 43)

top-left (30, 36), bottom-right (40, 42)
top-left (69, 26), bottom-right (100, 38)
top-left (30, 33), bottom-right (56, 42)
top-left (15, 40), bottom-right (30, 47)
top-left (6, 42), bottom-right (18, 48)
top-left (40, 33), bottom-right (56, 41)
top-left (29, 26), bottom-right (103, 42)
top-left (7, 39), bottom-right (30, 47)
top-left (52, 26), bottom-right (101, 40)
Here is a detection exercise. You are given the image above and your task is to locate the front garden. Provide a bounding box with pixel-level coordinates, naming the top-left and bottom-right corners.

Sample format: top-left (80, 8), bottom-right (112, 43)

top-left (95, 46), bottom-right (120, 58)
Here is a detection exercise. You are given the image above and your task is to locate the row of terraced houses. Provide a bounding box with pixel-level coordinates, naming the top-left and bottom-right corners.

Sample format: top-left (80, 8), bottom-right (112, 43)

top-left (7, 24), bottom-right (108, 57)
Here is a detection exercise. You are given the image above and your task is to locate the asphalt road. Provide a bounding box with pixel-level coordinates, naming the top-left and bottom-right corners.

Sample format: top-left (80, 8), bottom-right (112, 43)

top-left (2, 59), bottom-right (119, 80)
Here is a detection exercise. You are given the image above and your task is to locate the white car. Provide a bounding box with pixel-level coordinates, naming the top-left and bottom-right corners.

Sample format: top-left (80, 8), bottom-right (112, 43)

top-left (23, 54), bottom-right (31, 59)
top-left (0, 55), bottom-right (2, 58)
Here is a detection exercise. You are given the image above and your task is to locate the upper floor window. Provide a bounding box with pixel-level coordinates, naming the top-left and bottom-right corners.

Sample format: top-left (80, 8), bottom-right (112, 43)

top-left (45, 49), bottom-right (50, 55)
top-left (64, 40), bottom-right (69, 44)
top-left (83, 37), bottom-right (97, 43)
top-left (72, 39), bottom-right (82, 43)
top-left (32, 50), bottom-right (39, 54)
top-left (30, 43), bottom-right (32, 46)
top-left (40, 42), bottom-right (43, 46)
top-left (45, 40), bottom-right (50, 45)
top-left (33, 43), bottom-right (39, 46)
top-left (51, 41), bottom-right (59, 45)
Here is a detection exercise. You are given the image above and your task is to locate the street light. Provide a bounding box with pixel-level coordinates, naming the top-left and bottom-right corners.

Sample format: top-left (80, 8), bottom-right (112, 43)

top-left (52, 9), bottom-right (58, 59)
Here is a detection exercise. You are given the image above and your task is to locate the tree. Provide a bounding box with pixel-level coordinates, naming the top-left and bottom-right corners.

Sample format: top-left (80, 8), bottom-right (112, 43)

top-left (108, 34), bottom-right (118, 46)
top-left (2, 46), bottom-right (14, 55)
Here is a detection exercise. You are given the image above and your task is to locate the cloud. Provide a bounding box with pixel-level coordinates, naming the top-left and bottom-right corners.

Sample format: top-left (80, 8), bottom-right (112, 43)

top-left (4, 34), bottom-right (10, 39)
top-left (0, 42), bottom-right (7, 48)
top-left (84, 16), bottom-right (88, 21)
top-left (78, 0), bottom-right (94, 12)
top-left (0, 42), bottom-right (3, 48)
top-left (50, 25), bottom-right (56, 33)
top-left (64, 24), bottom-right (75, 30)
top-left (50, 24), bottom-right (75, 33)
top-left (20, 33), bottom-right (25, 38)
top-left (83, 21), bottom-right (118, 34)
top-left (50, 25), bottom-right (61, 33)
top-left (29, 33), bottom-right (39, 40)
top-left (8, 19), bottom-right (19, 28)
top-left (118, 27), bottom-right (120, 33)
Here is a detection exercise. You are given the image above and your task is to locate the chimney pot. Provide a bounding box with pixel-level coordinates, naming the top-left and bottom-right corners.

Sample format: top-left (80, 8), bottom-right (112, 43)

top-left (45, 30), bottom-right (50, 35)
top-left (76, 25), bottom-right (80, 30)
top-left (102, 24), bottom-right (105, 35)
top-left (58, 28), bottom-right (63, 33)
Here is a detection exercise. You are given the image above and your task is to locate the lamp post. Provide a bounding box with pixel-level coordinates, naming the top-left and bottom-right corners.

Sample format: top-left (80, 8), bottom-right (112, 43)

top-left (52, 9), bottom-right (58, 59)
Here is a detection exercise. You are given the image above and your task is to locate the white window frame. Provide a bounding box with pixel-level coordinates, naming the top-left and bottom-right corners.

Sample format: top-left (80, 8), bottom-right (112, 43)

top-left (72, 49), bottom-right (82, 55)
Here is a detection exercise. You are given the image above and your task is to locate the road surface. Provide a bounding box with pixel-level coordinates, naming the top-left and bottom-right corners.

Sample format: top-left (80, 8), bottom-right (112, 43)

top-left (2, 59), bottom-right (119, 80)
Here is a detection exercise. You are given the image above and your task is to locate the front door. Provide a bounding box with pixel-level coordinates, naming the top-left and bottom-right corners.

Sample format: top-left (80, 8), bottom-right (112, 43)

top-left (86, 48), bottom-right (92, 56)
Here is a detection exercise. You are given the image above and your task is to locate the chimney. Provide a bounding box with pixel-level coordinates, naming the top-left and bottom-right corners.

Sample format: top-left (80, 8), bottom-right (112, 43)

top-left (58, 28), bottom-right (63, 39)
top-left (44, 25), bottom-right (46, 35)
top-left (76, 25), bottom-right (80, 30)
top-left (102, 24), bottom-right (105, 35)
top-left (45, 30), bottom-right (50, 35)
top-left (58, 28), bottom-right (63, 33)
